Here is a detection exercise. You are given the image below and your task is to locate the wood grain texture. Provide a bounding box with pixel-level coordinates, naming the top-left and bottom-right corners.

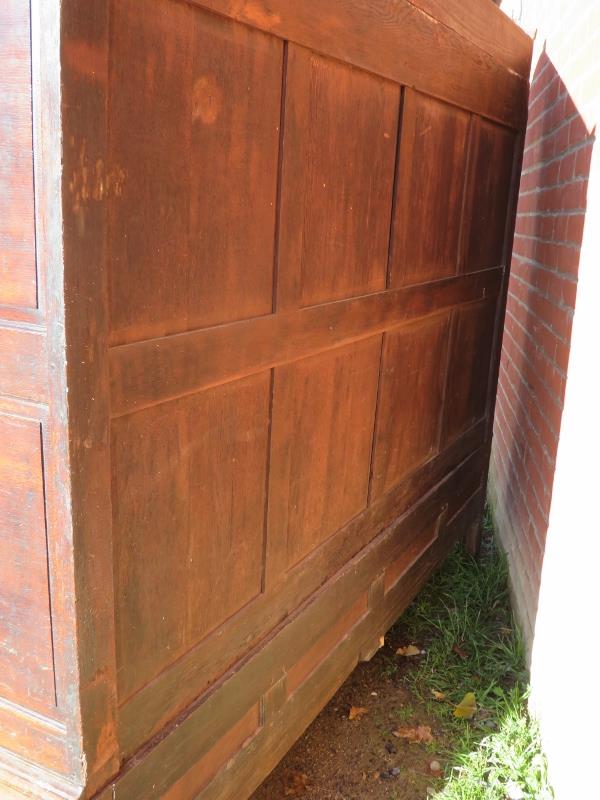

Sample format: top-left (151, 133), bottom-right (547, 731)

top-left (163, 704), bottom-right (260, 800)
top-left (109, 269), bottom-right (502, 417)
top-left (390, 90), bottom-right (470, 286)
top-left (0, 0), bottom-right (530, 794)
top-left (278, 45), bottom-right (398, 308)
top-left (0, 415), bottom-right (55, 712)
top-left (188, 0), bottom-right (529, 128)
top-left (0, 0), bottom-right (37, 309)
top-left (405, 0), bottom-right (532, 78)
top-left (464, 119), bottom-right (517, 271)
top-left (267, 338), bottom-right (381, 577)
top-left (117, 421), bottom-right (486, 757)
top-left (371, 313), bottom-right (452, 498)
top-left (98, 449), bottom-right (485, 799)
top-left (108, 0), bottom-right (283, 344)
top-left (0, 326), bottom-right (47, 402)
top-left (443, 300), bottom-right (497, 444)
top-left (113, 372), bottom-right (271, 701)
top-left (61, 0), bottom-right (119, 790)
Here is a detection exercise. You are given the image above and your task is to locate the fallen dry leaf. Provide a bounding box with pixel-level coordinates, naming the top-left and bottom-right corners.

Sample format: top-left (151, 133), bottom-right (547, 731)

top-left (452, 644), bottom-right (468, 660)
top-left (453, 692), bottom-right (477, 719)
top-left (431, 690), bottom-right (446, 701)
top-left (348, 706), bottom-right (368, 721)
top-left (396, 644), bottom-right (421, 657)
top-left (393, 725), bottom-right (434, 744)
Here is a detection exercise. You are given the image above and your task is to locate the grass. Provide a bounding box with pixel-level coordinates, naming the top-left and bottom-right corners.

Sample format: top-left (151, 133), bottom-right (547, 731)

top-left (396, 509), bottom-right (553, 800)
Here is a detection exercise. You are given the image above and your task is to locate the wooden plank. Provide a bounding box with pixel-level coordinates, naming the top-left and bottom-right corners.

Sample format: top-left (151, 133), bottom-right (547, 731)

top-left (108, 0), bottom-right (283, 344)
top-left (0, 415), bottom-right (55, 712)
top-left (266, 338), bottom-right (381, 580)
top-left (0, 701), bottom-right (68, 776)
top-left (188, 0), bottom-right (528, 128)
top-left (443, 300), bottom-right (497, 444)
top-left (0, 746), bottom-right (81, 800)
top-left (389, 90), bottom-right (471, 286)
top-left (117, 425), bottom-right (486, 756)
top-left (112, 372), bottom-right (271, 702)
top-left (463, 119), bottom-right (517, 272)
top-left (60, 1), bottom-right (119, 792)
top-left (370, 312), bottom-right (451, 498)
top-left (277, 45), bottom-right (398, 308)
top-left (405, 0), bottom-right (532, 78)
top-left (109, 268), bottom-right (502, 417)
top-left (0, 326), bottom-right (47, 403)
top-left (104, 451), bottom-right (485, 799)
top-left (198, 490), bottom-right (481, 800)
top-left (0, 0), bottom-right (37, 309)
top-left (163, 705), bottom-right (260, 800)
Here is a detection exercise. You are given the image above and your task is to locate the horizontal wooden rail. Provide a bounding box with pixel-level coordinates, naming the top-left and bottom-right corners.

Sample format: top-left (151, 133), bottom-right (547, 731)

top-left (109, 268), bottom-right (502, 417)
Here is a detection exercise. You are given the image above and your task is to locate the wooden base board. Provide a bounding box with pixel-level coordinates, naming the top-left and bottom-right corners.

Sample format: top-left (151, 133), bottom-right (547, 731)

top-left (83, 458), bottom-right (484, 800)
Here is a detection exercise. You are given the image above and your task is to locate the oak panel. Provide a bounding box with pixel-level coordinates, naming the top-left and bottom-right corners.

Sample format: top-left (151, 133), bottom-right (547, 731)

top-left (464, 120), bottom-right (516, 271)
top-left (267, 337), bottom-right (381, 575)
top-left (112, 372), bottom-right (271, 700)
top-left (390, 90), bottom-right (470, 286)
top-left (0, 414), bottom-right (55, 711)
top-left (108, 0), bottom-right (282, 344)
top-left (0, 0), bottom-right (36, 309)
top-left (444, 300), bottom-right (497, 443)
top-left (278, 45), bottom-right (398, 307)
top-left (371, 313), bottom-right (451, 498)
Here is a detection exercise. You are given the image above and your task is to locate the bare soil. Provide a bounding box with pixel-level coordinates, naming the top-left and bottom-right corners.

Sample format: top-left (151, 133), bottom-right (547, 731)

top-left (251, 621), bottom-right (448, 800)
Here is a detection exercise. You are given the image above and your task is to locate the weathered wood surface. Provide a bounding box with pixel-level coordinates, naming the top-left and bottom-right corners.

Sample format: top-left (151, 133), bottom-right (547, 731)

top-left (0, 0), bottom-right (531, 797)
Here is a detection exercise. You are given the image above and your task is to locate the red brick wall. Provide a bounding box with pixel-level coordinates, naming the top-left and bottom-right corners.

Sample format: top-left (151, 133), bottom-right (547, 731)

top-left (490, 2), bottom-right (595, 645)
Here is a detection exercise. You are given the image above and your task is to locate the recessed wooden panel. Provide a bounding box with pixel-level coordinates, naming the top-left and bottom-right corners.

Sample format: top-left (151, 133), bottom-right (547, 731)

top-left (371, 313), bottom-right (451, 498)
top-left (108, 0), bottom-right (282, 344)
top-left (267, 337), bottom-right (381, 575)
top-left (0, 1), bottom-right (36, 308)
top-left (465, 120), bottom-right (516, 271)
top-left (112, 372), bottom-right (271, 700)
top-left (278, 46), bottom-right (399, 308)
top-left (0, 415), bottom-right (55, 711)
top-left (444, 300), bottom-right (496, 443)
top-left (390, 90), bottom-right (470, 286)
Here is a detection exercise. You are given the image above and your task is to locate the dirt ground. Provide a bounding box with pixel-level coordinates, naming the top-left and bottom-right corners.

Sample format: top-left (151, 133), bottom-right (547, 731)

top-left (251, 621), bottom-right (448, 800)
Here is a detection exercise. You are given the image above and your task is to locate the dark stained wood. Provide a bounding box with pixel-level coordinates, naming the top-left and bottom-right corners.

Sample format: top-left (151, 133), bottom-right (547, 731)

top-left (0, 415), bottom-right (55, 711)
top-left (0, 1), bottom-right (531, 797)
top-left (405, 0), bottom-right (532, 78)
top-left (108, 0), bottom-right (283, 344)
top-left (112, 372), bottom-right (271, 700)
top-left (443, 300), bottom-right (497, 444)
top-left (61, 0), bottom-right (120, 792)
top-left (278, 45), bottom-right (398, 308)
top-left (188, 0), bottom-right (528, 128)
top-left (118, 421), bottom-right (486, 757)
top-left (0, 0), bottom-right (37, 309)
top-left (464, 119), bottom-right (517, 271)
top-left (371, 313), bottom-right (452, 498)
top-left (97, 449), bottom-right (486, 800)
top-left (109, 268), bottom-right (502, 417)
top-left (267, 338), bottom-right (381, 578)
top-left (390, 90), bottom-right (471, 286)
